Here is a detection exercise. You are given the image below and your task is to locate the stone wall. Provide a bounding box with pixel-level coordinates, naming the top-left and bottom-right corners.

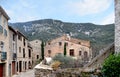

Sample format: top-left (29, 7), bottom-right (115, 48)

top-left (115, 0), bottom-right (120, 53)
top-left (34, 68), bottom-right (81, 77)
top-left (34, 67), bottom-right (102, 77)
top-left (35, 68), bottom-right (53, 77)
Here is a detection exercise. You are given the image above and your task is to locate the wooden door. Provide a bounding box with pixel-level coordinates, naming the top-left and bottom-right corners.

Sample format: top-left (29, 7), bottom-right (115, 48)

top-left (0, 64), bottom-right (3, 77)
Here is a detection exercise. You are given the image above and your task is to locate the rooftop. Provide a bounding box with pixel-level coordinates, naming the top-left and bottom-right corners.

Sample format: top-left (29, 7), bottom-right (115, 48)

top-left (0, 6), bottom-right (10, 20)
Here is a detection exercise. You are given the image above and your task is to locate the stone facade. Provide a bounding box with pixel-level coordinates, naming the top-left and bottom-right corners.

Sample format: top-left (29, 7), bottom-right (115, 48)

top-left (115, 0), bottom-right (120, 53)
top-left (30, 39), bottom-right (41, 66)
top-left (27, 42), bottom-right (33, 69)
top-left (0, 6), bottom-right (10, 77)
top-left (8, 26), bottom-right (17, 77)
top-left (16, 31), bottom-right (32, 73)
top-left (45, 35), bottom-right (92, 61)
top-left (8, 26), bottom-right (33, 76)
top-left (0, 6), bottom-right (34, 77)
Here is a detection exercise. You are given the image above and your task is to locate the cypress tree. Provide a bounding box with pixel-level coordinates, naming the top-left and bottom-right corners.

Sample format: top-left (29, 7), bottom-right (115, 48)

top-left (64, 43), bottom-right (67, 56)
top-left (41, 41), bottom-right (44, 60)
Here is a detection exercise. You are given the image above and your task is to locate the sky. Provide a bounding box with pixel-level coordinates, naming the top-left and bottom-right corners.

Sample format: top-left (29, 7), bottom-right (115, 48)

top-left (0, 0), bottom-right (114, 25)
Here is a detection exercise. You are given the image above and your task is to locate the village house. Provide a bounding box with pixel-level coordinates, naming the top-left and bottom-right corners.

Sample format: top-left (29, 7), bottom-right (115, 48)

top-left (27, 42), bottom-right (33, 69)
top-left (8, 26), bottom-right (17, 76)
top-left (0, 6), bottom-right (34, 77)
top-left (45, 34), bottom-right (92, 62)
top-left (0, 6), bottom-right (10, 77)
top-left (8, 26), bottom-right (33, 76)
top-left (30, 39), bottom-right (41, 66)
top-left (16, 30), bottom-right (33, 73)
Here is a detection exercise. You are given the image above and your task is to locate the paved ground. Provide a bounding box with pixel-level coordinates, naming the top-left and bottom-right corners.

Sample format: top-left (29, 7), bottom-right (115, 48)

top-left (12, 70), bottom-right (35, 77)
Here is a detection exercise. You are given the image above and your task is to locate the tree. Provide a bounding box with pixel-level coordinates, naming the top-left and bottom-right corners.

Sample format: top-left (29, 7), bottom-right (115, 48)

top-left (41, 41), bottom-right (44, 60)
top-left (64, 43), bottom-right (67, 56)
top-left (102, 54), bottom-right (120, 77)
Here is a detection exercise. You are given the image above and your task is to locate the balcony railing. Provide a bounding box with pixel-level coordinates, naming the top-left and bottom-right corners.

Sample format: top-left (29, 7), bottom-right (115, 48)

top-left (13, 53), bottom-right (16, 60)
top-left (1, 52), bottom-right (7, 61)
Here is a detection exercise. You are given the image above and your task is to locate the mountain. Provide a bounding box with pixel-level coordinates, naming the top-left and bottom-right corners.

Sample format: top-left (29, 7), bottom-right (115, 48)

top-left (9, 19), bottom-right (114, 57)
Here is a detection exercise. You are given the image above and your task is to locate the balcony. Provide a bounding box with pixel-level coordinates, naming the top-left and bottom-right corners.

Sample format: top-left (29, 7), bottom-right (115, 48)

top-left (13, 53), bottom-right (16, 60)
top-left (1, 52), bottom-right (7, 61)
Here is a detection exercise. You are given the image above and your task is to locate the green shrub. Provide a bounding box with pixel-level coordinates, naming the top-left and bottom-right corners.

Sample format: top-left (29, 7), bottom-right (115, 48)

top-left (53, 54), bottom-right (74, 68)
top-left (102, 54), bottom-right (120, 77)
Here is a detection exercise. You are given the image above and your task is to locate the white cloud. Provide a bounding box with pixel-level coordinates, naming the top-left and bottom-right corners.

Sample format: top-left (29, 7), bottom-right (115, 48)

top-left (19, 0), bottom-right (37, 9)
top-left (100, 12), bottom-right (115, 25)
top-left (66, 0), bottom-right (112, 16)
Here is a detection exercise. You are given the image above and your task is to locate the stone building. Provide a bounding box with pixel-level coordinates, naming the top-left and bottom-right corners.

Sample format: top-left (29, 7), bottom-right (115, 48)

top-left (8, 26), bottom-right (33, 76)
top-left (45, 35), bottom-right (92, 61)
top-left (30, 39), bottom-right (41, 66)
top-left (27, 42), bottom-right (33, 69)
top-left (8, 26), bottom-right (17, 76)
top-left (0, 6), bottom-right (10, 77)
top-left (0, 6), bottom-right (34, 77)
top-left (115, 0), bottom-right (120, 53)
top-left (16, 31), bottom-right (32, 73)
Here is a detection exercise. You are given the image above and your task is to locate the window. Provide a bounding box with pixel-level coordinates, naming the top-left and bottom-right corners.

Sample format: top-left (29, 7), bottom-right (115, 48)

top-left (78, 42), bottom-right (81, 44)
top-left (37, 55), bottom-right (39, 59)
top-left (84, 51), bottom-right (88, 58)
top-left (13, 34), bottom-right (15, 41)
top-left (36, 41), bottom-right (38, 43)
top-left (69, 49), bottom-right (74, 56)
top-left (0, 25), bottom-right (3, 33)
top-left (48, 50), bottom-right (51, 57)
top-left (79, 51), bottom-right (82, 56)
top-left (19, 47), bottom-right (21, 53)
top-left (0, 41), bottom-right (4, 51)
top-left (3, 18), bottom-right (7, 27)
top-left (13, 43), bottom-right (15, 52)
top-left (59, 42), bottom-right (62, 46)
top-left (23, 48), bottom-right (25, 58)
top-left (48, 50), bottom-right (51, 54)
top-left (28, 49), bottom-right (31, 58)
top-left (18, 35), bottom-right (22, 41)
top-left (4, 29), bottom-right (7, 36)
top-left (23, 38), bottom-right (26, 46)
top-left (48, 42), bottom-right (51, 45)
top-left (65, 42), bottom-right (68, 46)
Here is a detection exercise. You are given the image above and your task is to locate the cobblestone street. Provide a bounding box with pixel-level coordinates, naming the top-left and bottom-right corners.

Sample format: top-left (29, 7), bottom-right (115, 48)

top-left (12, 70), bottom-right (34, 77)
